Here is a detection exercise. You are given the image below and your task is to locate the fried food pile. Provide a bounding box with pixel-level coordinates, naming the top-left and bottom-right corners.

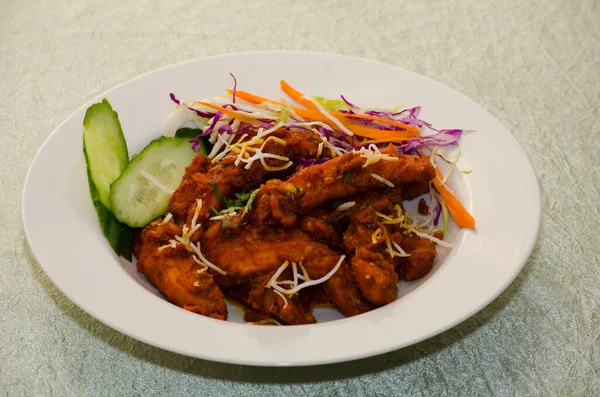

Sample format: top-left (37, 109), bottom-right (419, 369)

top-left (133, 127), bottom-right (440, 325)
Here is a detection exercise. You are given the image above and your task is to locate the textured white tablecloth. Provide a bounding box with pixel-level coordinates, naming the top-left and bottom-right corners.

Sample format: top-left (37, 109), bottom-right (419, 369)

top-left (2, 0), bottom-right (599, 395)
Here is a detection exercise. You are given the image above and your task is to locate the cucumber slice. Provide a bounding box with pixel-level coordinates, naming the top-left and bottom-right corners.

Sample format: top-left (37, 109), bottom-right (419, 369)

top-left (110, 136), bottom-right (198, 227)
top-left (84, 153), bottom-right (133, 260)
top-left (83, 99), bottom-right (129, 210)
top-left (83, 130), bottom-right (132, 260)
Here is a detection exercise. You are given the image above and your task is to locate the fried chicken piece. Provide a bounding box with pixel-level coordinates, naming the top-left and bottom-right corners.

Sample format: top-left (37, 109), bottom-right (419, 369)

top-left (322, 261), bottom-right (374, 316)
top-left (168, 128), bottom-right (331, 223)
top-left (291, 146), bottom-right (434, 213)
top-left (351, 248), bottom-right (398, 305)
top-left (135, 219), bottom-right (227, 320)
top-left (335, 187), bottom-right (402, 252)
top-left (203, 226), bottom-right (372, 322)
top-left (248, 274), bottom-right (316, 325)
top-left (208, 127), bottom-right (329, 196)
top-left (298, 215), bottom-right (340, 249)
top-left (168, 155), bottom-right (213, 221)
top-left (402, 180), bottom-right (431, 201)
top-left (394, 233), bottom-right (437, 281)
top-left (253, 147), bottom-right (435, 227)
top-left (332, 190), bottom-right (401, 305)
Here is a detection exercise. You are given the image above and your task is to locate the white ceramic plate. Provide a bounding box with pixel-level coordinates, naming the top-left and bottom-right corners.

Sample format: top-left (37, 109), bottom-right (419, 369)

top-left (22, 51), bottom-right (541, 366)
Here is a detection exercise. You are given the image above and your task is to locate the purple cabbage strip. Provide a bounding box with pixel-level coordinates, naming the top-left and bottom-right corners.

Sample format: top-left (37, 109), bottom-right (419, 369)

top-left (229, 72), bottom-right (237, 104)
top-left (189, 137), bottom-right (201, 152)
top-left (340, 95), bottom-right (357, 108)
top-left (401, 129), bottom-right (464, 153)
top-left (295, 157), bottom-right (329, 173)
top-left (298, 158), bottom-right (327, 166)
top-left (169, 92), bottom-right (181, 105)
top-left (218, 124), bottom-right (233, 135)
top-left (200, 112), bottom-right (223, 136)
top-left (169, 92), bottom-right (215, 118)
top-left (365, 110), bottom-right (393, 119)
top-left (317, 125), bottom-right (335, 138)
top-left (433, 204), bottom-right (442, 226)
top-left (238, 124), bottom-right (254, 134)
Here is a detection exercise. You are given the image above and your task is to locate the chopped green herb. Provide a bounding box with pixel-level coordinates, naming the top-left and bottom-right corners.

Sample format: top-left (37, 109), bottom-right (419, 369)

top-left (209, 182), bottom-right (254, 208)
top-left (342, 172), bottom-right (351, 184)
top-left (241, 189), bottom-right (260, 219)
top-left (208, 182), bottom-right (230, 207)
top-left (462, 170), bottom-right (472, 174)
top-left (218, 207), bottom-right (242, 215)
top-left (210, 206), bottom-right (219, 216)
top-left (235, 191), bottom-right (253, 202)
top-left (291, 183), bottom-right (302, 194)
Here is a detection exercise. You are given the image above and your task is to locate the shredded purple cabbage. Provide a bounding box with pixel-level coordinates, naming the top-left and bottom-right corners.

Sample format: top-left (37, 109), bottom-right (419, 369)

top-left (169, 93), bottom-right (215, 118)
top-left (169, 92), bottom-right (181, 105)
top-left (400, 129), bottom-right (463, 154)
top-left (189, 137), bottom-right (201, 152)
top-left (238, 124), bottom-right (254, 134)
top-left (218, 123), bottom-right (233, 135)
top-left (433, 204), bottom-right (442, 226)
top-left (295, 157), bottom-right (329, 172)
top-left (201, 112), bottom-right (223, 136)
top-left (222, 104), bottom-right (240, 111)
top-left (298, 158), bottom-right (327, 166)
top-left (229, 73), bottom-right (237, 104)
top-left (340, 95), bottom-right (357, 108)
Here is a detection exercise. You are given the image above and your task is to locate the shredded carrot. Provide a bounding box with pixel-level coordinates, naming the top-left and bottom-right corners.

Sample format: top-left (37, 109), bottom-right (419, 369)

top-left (280, 80), bottom-right (317, 109)
top-left (421, 154), bottom-right (475, 229)
top-left (227, 90), bottom-right (281, 105)
top-left (194, 101), bottom-right (262, 126)
top-left (293, 108), bottom-right (418, 141)
top-left (333, 112), bottom-right (420, 136)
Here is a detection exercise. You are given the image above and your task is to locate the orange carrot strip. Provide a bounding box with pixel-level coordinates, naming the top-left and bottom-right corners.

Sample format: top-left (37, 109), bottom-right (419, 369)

top-left (194, 101), bottom-right (263, 126)
top-left (422, 154), bottom-right (475, 229)
top-left (293, 108), bottom-right (418, 141)
top-left (334, 112), bottom-right (420, 136)
top-left (345, 120), bottom-right (419, 141)
top-left (227, 90), bottom-right (281, 105)
top-left (280, 80), bottom-right (317, 109)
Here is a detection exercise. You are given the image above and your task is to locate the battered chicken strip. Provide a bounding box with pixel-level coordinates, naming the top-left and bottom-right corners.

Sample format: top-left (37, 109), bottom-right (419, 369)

top-left (252, 146), bottom-right (435, 227)
top-left (248, 273), bottom-right (316, 325)
top-left (208, 127), bottom-right (330, 197)
top-left (291, 145), bottom-right (434, 213)
top-left (402, 180), bottom-right (431, 201)
top-left (203, 226), bottom-right (372, 321)
top-left (322, 261), bottom-right (374, 316)
top-left (390, 232), bottom-right (437, 281)
top-left (168, 155), bottom-right (214, 222)
top-left (298, 215), bottom-right (340, 249)
top-left (351, 248), bottom-right (398, 305)
top-left (168, 127), bottom-right (331, 223)
top-left (134, 219), bottom-right (227, 320)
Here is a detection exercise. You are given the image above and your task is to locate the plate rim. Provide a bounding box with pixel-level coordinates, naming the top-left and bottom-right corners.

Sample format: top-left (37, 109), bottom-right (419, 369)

top-left (22, 50), bottom-right (542, 366)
